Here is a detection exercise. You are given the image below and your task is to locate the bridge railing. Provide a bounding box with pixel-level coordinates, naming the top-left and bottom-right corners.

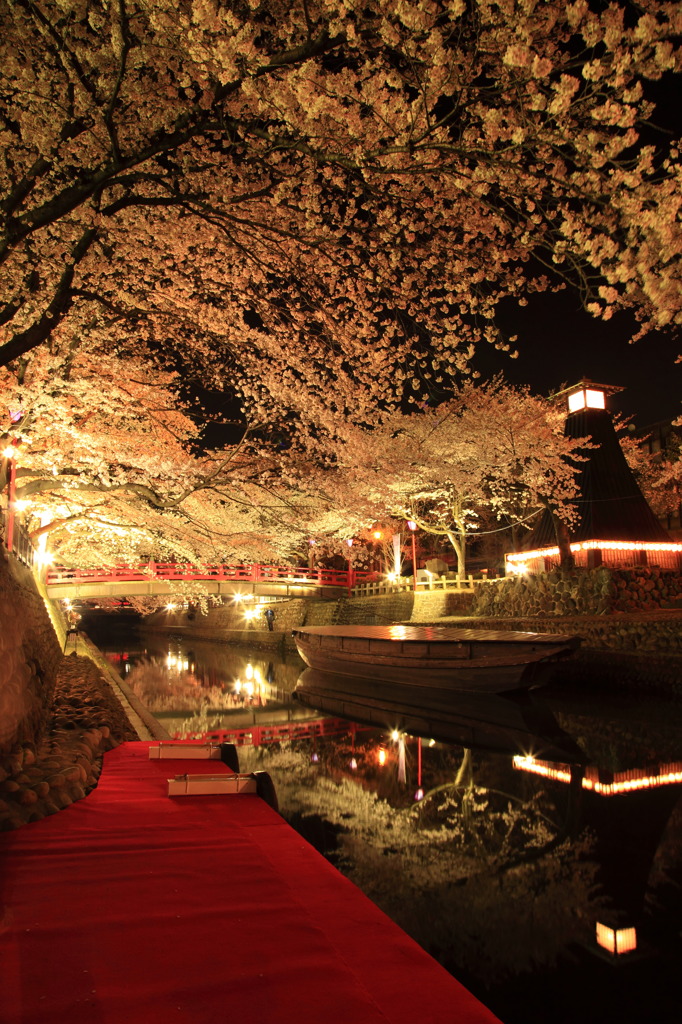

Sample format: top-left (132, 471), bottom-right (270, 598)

top-left (45, 562), bottom-right (381, 589)
top-left (181, 718), bottom-right (366, 746)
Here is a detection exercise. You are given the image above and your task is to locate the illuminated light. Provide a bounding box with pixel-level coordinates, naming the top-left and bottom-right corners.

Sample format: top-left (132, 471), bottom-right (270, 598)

top-left (349, 758), bottom-right (358, 770)
top-left (13, 499), bottom-right (30, 512)
top-left (414, 788), bottom-right (424, 801)
top-left (585, 389), bottom-right (606, 409)
top-left (310, 752), bottom-right (319, 764)
top-left (566, 387), bottom-right (605, 413)
top-left (245, 663), bottom-right (254, 680)
top-left (596, 923), bottom-right (637, 956)
top-left (346, 538), bottom-right (354, 548)
top-left (388, 625), bottom-right (408, 640)
top-left (232, 593), bottom-right (243, 603)
top-left (386, 572), bottom-right (398, 582)
top-left (245, 682), bottom-right (254, 696)
top-left (165, 603), bottom-right (176, 612)
top-left (377, 748), bottom-right (387, 767)
top-left (428, 739), bottom-right (436, 747)
top-left (309, 539), bottom-right (316, 546)
top-left (406, 520), bottom-right (417, 531)
top-left (506, 538), bottom-right (682, 570)
top-left (513, 756), bottom-right (682, 795)
top-left (234, 681), bottom-right (242, 693)
top-left (373, 531), bottom-right (382, 540)
top-left (567, 389), bottom-right (585, 412)
top-left (391, 729), bottom-right (401, 742)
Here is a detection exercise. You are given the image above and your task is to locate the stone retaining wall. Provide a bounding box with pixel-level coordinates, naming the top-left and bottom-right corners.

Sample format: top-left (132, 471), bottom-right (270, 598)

top-left (143, 589), bottom-right (476, 640)
top-left (0, 554), bottom-right (63, 756)
top-left (473, 567), bottom-right (682, 618)
top-left (0, 555), bottom-right (140, 830)
top-left (467, 613), bottom-right (682, 655)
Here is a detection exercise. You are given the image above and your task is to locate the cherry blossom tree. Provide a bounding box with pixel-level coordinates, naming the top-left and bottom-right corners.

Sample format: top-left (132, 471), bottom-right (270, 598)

top-left (326, 378), bottom-right (588, 575)
top-left (619, 421), bottom-right (682, 520)
top-left (0, 346), bottom-right (309, 566)
top-left (1, 0), bottom-right (679, 431)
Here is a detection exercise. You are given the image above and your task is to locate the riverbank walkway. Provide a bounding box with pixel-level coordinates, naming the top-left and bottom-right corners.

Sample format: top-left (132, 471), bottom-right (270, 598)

top-left (0, 742), bottom-right (500, 1024)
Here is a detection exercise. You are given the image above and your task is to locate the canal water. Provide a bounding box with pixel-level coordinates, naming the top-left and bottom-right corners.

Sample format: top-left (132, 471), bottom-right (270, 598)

top-left (94, 627), bottom-right (682, 1024)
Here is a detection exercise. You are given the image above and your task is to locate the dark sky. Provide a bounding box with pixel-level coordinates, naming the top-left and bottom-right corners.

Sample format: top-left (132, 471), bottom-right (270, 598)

top-left (473, 291), bottom-right (681, 428)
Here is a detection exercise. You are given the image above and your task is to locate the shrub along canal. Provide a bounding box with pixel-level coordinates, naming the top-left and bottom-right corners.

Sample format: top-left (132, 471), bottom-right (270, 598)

top-left (92, 624), bottom-right (682, 1024)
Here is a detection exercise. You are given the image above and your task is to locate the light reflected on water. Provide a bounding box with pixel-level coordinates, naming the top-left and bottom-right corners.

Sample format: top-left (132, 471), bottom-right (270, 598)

top-left (97, 631), bottom-right (682, 1024)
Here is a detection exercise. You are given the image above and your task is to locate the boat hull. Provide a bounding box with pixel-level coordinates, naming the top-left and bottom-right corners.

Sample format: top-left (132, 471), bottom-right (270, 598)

top-left (291, 625), bottom-right (581, 693)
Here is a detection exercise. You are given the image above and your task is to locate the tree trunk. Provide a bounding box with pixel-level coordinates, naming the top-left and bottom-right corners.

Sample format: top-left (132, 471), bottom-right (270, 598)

top-left (552, 513), bottom-right (575, 571)
top-left (446, 530), bottom-right (466, 577)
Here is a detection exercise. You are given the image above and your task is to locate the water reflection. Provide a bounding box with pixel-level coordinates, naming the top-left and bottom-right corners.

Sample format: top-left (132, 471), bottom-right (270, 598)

top-left (98, 631), bottom-right (682, 1024)
top-left (100, 632), bottom-right (309, 736)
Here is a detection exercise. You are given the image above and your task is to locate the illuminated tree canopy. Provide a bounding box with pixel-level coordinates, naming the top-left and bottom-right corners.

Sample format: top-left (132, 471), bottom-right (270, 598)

top-left (325, 378), bottom-right (588, 573)
top-left (1, 0), bottom-right (680, 430)
top-left (0, 349), bottom-right (311, 565)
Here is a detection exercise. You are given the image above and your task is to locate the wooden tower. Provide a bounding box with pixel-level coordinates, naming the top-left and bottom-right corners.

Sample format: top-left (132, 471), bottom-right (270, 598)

top-left (506, 380), bottom-right (682, 574)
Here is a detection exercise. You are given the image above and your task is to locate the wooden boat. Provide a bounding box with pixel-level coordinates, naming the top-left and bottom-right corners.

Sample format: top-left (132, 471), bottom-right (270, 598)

top-left (291, 625), bottom-right (582, 693)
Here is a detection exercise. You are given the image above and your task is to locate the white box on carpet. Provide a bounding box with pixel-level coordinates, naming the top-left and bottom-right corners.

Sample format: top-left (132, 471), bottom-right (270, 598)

top-left (150, 742), bottom-right (224, 760)
top-left (168, 774), bottom-right (259, 796)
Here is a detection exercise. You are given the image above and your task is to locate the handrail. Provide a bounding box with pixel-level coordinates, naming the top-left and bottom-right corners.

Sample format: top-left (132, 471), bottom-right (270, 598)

top-left (181, 718), bottom-right (367, 746)
top-left (45, 561), bottom-right (380, 589)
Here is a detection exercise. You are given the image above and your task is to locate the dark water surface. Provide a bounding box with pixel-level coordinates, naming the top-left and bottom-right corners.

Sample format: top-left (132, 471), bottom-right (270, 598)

top-left (94, 627), bottom-right (682, 1024)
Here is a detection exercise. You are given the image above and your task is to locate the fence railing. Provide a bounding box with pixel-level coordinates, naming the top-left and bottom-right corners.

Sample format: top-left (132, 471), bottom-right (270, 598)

top-left (177, 717), bottom-right (365, 746)
top-left (351, 571), bottom-right (509, 596)
top-left (6, 522), bottom-right (36, 569)
top-left (45, 561), bottom-right (381, 590)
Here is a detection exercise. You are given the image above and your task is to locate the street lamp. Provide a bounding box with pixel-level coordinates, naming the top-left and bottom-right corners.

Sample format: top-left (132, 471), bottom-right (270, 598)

top-left (3, 441), bottom-right (19, 554)
top-left (372, 529), bottom-right (382, 572)
top-left (406, 520), bottom-right (417, 592)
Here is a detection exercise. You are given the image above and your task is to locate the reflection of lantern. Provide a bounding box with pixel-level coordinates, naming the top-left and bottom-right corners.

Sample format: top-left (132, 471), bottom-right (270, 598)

top-left (595, 922), bottom-right (637, 956)
top-left (377, 748), bottom-right (386, 767)
top-left (414, 788), bottom-right (424, 802)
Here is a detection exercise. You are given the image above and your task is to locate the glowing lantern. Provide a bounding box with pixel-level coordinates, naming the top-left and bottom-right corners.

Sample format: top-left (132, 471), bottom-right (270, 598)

top-left (595, 922), bottom-right (637, 956)
top-left (349, 758), bottom-right (358, 770)
top-left (414, 788), bottom-right (424, 801)
top-left (377, 748), bottom-right (387, 767)
top-left (567, 387), bottom-right (606, 413)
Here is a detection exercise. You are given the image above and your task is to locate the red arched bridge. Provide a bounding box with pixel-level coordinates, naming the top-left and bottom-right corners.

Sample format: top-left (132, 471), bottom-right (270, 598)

top-left (45, 561), bottom-right (379, 600)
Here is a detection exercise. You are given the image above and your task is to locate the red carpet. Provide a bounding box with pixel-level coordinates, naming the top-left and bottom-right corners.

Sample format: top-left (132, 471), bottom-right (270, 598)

top-left (0, 742), bottom-right (500, 1023)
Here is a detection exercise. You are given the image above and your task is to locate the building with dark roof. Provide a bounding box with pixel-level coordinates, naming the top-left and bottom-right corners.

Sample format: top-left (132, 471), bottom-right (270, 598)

top-left (506, 381), bottom-right (682, 574)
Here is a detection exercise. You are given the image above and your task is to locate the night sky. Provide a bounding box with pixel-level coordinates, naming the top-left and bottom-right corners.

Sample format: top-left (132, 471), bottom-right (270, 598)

top-left (473, 291), bottom-right (681, 428)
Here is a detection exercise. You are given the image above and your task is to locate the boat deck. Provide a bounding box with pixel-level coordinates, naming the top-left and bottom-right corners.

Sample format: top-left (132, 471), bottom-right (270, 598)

top-left (294, 625), bottom-right (580, 644)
